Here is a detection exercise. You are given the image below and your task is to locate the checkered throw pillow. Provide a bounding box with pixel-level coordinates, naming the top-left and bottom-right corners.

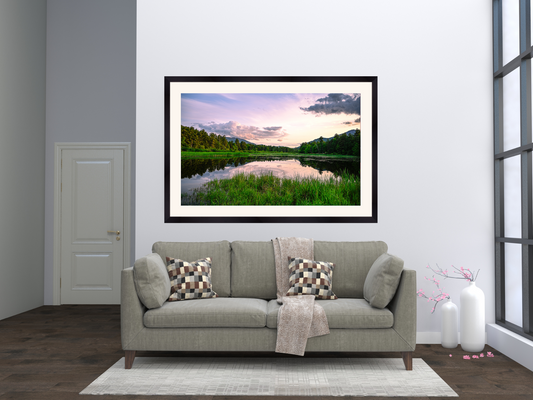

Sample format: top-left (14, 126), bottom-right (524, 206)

top-left (286, 257), bottom-right (337, 300)
top-left (166, 257), bottom-right (218, 301)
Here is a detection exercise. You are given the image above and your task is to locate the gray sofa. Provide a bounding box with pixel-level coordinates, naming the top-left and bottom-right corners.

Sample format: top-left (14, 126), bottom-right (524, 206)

top-left (121, 240), bottom-right (416, 370)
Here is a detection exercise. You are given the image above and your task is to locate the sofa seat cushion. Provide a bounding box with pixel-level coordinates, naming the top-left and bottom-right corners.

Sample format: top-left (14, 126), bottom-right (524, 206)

top-left (266, 299), bottom-right (393, 329)
top-left (144, 298), bottom-right (268, 328)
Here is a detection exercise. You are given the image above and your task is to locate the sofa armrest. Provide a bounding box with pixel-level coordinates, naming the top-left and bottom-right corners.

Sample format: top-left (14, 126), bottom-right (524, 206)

top-left (121, 267), bottom-right (146, 350)
top-left (387, 269), bottom-right (416, 351)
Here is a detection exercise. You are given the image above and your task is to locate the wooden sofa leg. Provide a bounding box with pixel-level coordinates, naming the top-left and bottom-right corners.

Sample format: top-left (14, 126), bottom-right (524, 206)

top-left (402, 351), bottom-right (413, 370)
top-left (125, 350), bottom-right (136, 369)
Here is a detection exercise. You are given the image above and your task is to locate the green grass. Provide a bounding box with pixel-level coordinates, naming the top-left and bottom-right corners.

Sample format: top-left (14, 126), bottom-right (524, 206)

top-left (182, 171), bottom-right (360, 206)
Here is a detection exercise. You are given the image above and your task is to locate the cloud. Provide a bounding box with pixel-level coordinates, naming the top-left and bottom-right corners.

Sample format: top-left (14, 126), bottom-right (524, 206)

top-left (300, 93), bottom-right (361, 116)
top-left (194, 121), bottom-right (289, 142)
top-left (342, 116), bottom-right (361, 126)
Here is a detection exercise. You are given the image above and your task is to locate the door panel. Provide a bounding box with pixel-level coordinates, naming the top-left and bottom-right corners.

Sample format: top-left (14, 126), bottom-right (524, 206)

top-left (60, 149), bottom-right (124, 304)
top-left (72, 161), bottom-right (114, 243)
top-left (71, 253), bottom-right (113, 290)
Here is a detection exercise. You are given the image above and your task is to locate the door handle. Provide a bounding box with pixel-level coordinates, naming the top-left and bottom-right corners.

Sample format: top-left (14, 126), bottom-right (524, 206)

top-left (107, 230), bottom-right (120, 235)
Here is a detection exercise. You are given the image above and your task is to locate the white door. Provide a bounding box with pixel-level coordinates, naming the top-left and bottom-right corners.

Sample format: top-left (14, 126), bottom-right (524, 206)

top-left (60, 148), bottom-right (125, 304)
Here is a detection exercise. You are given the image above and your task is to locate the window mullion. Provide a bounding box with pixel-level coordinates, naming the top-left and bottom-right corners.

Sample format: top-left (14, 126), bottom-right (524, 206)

top-left (521, 0), bottom-right (531, 52)
top-left (494, 0), bottom-right (503, 73)
top-left (520, 0), bottom-right (532, 334)
top-left (495, 0), bottom-right (506, 324)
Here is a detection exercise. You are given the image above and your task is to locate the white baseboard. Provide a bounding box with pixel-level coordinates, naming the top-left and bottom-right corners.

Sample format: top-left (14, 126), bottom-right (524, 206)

top-left (416, 332), bottom-right (488, 345)
top-left (487, 324), bottom-right (533, 372)
top-left (416, 332), bottom-right (442, 344)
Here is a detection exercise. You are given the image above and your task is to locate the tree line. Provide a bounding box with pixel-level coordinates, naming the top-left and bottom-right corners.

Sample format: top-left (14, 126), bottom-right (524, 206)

top-left (181, 125), bottom-right (296, 153)
top-left (298, 129), bottom-right (361, 156)
top-left (181, 125), bottom-right (361, 156)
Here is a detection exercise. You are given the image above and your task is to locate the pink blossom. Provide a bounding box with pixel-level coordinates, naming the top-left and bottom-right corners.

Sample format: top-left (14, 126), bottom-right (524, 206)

top-left (463, 355), bottom-right (471, 360)
top-left (418, 269), bottom-right (461, 313)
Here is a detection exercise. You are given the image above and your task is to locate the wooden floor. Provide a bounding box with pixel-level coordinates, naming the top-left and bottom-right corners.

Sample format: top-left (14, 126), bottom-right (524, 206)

top-left (1, 306), bottom-right (533, 399)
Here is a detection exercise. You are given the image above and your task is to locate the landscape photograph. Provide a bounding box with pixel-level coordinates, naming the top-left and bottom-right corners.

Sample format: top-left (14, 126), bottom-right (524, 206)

top-left (179, 92), bottom-right (362, 206)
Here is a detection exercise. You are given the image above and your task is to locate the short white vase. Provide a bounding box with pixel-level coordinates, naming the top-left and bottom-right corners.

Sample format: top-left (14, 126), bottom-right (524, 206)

top-left (460, 281), bottom-right (485, 352)
top-left (441, 298), bottom-right (458, 348)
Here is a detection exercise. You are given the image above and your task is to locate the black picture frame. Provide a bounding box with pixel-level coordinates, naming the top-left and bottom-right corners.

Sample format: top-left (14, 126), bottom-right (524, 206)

top-left (165, 76), bottom-right (377, 223)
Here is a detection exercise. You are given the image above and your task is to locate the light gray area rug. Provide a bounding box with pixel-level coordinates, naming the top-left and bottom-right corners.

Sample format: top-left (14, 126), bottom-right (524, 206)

top-left (81, 357), bottom-right (458, 397)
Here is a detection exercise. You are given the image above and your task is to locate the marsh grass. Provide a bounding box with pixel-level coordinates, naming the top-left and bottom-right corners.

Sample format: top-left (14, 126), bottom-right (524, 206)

top-left (182, 171), bottom-right (360, 206)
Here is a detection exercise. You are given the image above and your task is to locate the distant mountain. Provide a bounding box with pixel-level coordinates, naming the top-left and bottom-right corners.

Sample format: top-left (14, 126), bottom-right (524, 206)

top-left (308, 129), bottom-right (358, 144)
top-left (224, 136), bottom-right (255, 146)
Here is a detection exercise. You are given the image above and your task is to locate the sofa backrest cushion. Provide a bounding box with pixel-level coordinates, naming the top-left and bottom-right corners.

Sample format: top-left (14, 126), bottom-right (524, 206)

top-left (363, 253), bottom-right (404, 308)
top-left (152, 241), bottom-right (231, 297)
top-left (133, 253), bottom-right (171, 309)
top-left (314, 241), bottom-right (388, 298)
top-left (231, 241), bottom-right (277, 299)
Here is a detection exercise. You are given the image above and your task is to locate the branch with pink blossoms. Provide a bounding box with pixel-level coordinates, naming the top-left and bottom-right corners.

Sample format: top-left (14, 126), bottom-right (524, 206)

top-left (426, 264), bottom-right (480, 282)
top-left (416, 275), bottom-right (450, 313)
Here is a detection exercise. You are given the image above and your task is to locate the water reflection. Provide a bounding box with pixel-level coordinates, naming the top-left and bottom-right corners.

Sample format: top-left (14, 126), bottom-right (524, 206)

top-left (181, 156), bottom-right (360, 195)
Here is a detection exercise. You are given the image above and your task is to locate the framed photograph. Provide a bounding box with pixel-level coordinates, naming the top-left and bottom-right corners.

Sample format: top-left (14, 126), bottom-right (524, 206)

top-left (165, 76), bottom-right (377, 223)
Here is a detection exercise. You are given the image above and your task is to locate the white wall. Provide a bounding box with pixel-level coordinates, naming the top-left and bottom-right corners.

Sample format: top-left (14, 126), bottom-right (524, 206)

top-left (44, 0), bottom-right (137, 304)
top-left (136, 0), bottom-right (494, 336)
top-left (0, 0), bottom-right (47, 319)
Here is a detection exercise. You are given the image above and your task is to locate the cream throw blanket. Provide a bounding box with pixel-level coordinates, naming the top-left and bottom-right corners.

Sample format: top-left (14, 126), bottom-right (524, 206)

top-left (272, 237), bottom-right (330, 356)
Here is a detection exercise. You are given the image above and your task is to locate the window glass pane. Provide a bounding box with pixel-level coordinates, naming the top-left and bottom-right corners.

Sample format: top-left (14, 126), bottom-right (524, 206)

top-left (505, 243), bottom-right (523, 327)
top-left (504, 156), bottom-right (522, 238)
top-left (503, 0), bottom-right (520, 66)
top-left (503, 68), bottom-right (521, 151)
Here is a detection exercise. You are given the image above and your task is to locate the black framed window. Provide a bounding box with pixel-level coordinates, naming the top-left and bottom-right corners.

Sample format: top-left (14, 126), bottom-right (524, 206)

top-left (494, 0), bottom-right (533, 340)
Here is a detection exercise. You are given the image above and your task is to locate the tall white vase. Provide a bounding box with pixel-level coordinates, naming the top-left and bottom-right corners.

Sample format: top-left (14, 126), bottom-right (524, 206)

top-left (441, 298), bottom-right (458, 348)
top-left (460, 281), bottom-right (485, 352)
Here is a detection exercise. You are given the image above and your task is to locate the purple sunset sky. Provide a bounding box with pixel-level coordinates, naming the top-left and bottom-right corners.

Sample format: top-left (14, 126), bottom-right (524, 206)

top-left (181, 93), bottom-right (361, 148)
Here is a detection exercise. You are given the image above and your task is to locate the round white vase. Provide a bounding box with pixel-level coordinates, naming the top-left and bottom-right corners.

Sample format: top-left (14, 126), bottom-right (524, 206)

top-left (460, 281), bottom-right (485, 352)
top-left (441, 298), bottom-right (458, 348)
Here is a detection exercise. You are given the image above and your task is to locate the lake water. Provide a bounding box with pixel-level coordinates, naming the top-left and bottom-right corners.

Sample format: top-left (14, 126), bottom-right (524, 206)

top-left (181, 156), bottom-right (360, 200)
